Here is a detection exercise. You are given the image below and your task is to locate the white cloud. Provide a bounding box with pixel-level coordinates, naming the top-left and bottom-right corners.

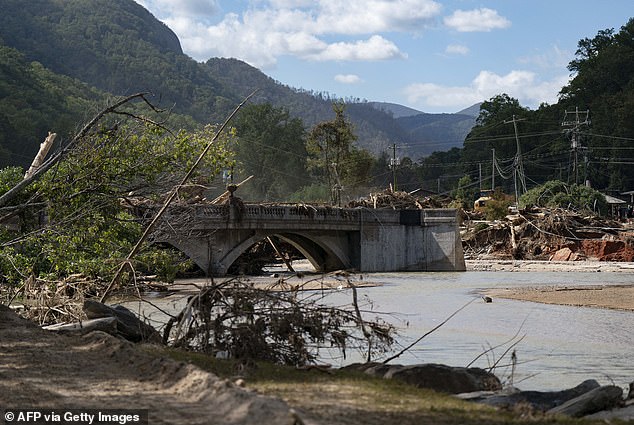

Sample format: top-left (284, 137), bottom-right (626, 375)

top-left (305, 35), bottom-right (406, 61)
top-left (335, 74), bottom-right (362, 84)
top-left (444, 8), bottom-right (511, 32)
top-left (137, 0), bottom-right (219, 19)
top-left (404, 70), bottom-right (570, 110)
top-left (140, 0), bottom-right (441, 66)
top-left (445, 44), bottom-right (469, 55)
top-left (315, 0), bottom-right (442, 34)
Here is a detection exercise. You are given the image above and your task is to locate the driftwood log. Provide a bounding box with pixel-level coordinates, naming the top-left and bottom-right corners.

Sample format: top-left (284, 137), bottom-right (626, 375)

top-left (42, 317), bottom-right (117, 335)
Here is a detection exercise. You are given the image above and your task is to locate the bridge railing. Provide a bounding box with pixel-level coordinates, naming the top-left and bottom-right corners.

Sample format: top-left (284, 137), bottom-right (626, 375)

top-left (159, 203), bottom-right (458, 230)
top-left (195, 204), bottom-right (362, 223)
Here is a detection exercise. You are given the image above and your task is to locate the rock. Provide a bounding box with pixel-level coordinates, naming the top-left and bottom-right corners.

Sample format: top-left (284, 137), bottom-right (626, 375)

top-left (476, 379), bottom-right (600, 411)
top-left (550, 247), bottom-right (574, 261)
top-left (547, 385), bottom-right (623, 417)
top-left (585, 403), bottom-right (634, 421)
top-left (383, 363), bottom-right (501, 394)
top-left (365, 363), bottom-right (403, 378)
top-left (83, 299), bottom-right (161, 343)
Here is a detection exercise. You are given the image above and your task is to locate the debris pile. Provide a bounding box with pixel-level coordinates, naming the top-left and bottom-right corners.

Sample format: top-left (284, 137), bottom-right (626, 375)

top-left (347, 190), bottom-right (449, 209)
top-left (463, 207), bottom-right (634, 261)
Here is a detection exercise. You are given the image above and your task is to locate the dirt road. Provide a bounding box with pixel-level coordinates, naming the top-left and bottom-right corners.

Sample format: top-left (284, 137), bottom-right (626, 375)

top-left (0, 305), bottom-right (299, 425)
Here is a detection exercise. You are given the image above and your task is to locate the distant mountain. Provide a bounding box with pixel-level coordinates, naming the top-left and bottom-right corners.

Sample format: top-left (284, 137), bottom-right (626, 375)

top-left (367, 102), bottom-right (424, 118)
top-left (0, 0), bottom-right (476, 166)
top-left (455, 103), bottom-right (482, 117)
top-left (395, 113), bottom-right (476, 157)
top-left (367, 102), bottom-right (480, 157)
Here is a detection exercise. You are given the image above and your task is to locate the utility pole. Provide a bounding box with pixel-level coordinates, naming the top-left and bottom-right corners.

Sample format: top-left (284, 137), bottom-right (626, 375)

top-left (504, 115), bottom-right (527, 206)
top-left (478, 163), bottom-right (482, 192)
top-left (562, 107), bottom-right (590, 185)
top-left (389, 143), bottom-right (400, 191)
top-left (491, 148), bottom-right (495, 191)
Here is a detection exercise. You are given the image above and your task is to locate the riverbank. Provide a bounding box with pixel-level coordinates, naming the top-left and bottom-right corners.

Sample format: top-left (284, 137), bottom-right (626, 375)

top-left (469, 259), bottom-right (634, 311)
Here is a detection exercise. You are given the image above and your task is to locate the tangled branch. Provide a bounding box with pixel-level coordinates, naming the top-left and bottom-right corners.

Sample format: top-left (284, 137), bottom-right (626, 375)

top-left (163, 278), bottom-right (396, 366)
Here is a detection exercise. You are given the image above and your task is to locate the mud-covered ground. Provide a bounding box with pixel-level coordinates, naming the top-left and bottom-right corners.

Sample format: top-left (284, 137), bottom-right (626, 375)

top-left (468, 259), bottom-right (634, 311)
top-left (0, 305), bottom-right (299, 425)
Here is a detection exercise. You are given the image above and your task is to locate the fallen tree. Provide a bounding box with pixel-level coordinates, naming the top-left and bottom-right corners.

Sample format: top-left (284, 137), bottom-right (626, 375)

top-left (163, 276), bottom-right (397, 366)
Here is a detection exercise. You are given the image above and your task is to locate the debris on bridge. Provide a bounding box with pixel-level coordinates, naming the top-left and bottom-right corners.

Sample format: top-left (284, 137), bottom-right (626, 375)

top-left (346, 189), bottom-right (449, 210)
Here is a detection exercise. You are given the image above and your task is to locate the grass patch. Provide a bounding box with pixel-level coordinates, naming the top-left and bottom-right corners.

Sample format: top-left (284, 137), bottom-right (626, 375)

top-left (153, 347), bottom-right (605, 425)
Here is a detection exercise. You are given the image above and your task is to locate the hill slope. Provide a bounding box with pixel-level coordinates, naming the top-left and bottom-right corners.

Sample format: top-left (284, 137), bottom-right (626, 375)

top-left (0, 0), bottom-right (476, 166)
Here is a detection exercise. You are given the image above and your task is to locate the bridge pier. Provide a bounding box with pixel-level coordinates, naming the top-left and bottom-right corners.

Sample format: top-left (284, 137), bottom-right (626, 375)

top-left (151, 204), bottom-right (465, 276)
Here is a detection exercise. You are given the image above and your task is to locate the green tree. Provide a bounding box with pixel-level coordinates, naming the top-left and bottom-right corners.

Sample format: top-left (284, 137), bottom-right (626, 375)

top-left (306, 102), bottom-right (357, 205)
top-left (232, 104), bottom-right (307, 201)
top-left (519, 180), bottom-right (607, 215)
top-left (453, 175), bottom-right (479, 210)
top-left (559, 18), bottom-right (634, 190)
top-left (0, 121), bottom-right (233, 285)
top-left (340, 147), bottom-right (377, 199)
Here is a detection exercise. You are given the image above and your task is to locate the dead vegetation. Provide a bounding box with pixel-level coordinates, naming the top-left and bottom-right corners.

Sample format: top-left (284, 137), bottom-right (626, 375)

top-left (163, 277), bottom-right (397, 366)
top-left (346, 189), bottom-right (450, 209)
top-left (462, 206), bottom-right (634, 261)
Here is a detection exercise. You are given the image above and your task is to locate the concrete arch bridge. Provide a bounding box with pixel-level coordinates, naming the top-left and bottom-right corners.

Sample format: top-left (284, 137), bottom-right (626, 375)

top-left (150, 203), bottom-right (465, 276)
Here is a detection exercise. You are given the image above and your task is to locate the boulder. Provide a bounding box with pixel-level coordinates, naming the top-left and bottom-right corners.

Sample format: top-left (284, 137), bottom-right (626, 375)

top-left (585, 402), bottom-right (634, 421)
top-left (341, 362), bottom-right (501, 394)
top-left (83, 299), bottom-right (161, 343)
top-left (383, 363), bottom-right (501, 394)
top-left (550, 247), bottom-right (575, 261)
top-left (547, 385), bottom-right (623, 417)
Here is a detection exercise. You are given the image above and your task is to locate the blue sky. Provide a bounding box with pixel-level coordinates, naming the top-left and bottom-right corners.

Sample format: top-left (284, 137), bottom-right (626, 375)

top-left (135, 0), bottom-right (632, 113)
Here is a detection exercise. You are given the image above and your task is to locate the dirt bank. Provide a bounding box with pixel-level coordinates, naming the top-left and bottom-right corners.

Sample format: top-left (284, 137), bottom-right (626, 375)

top-left (483, 284), bottom-right (634, 311)
top-left (467, 259), bottom-right (634, 273)
top-left (0, 305), bottom-right (299, 425)
top-left (470, 260), bottom-right (634, 311)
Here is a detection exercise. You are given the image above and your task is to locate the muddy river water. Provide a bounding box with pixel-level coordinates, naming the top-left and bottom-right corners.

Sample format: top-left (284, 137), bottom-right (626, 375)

top-left (133, 269), bottom-right (633, 393)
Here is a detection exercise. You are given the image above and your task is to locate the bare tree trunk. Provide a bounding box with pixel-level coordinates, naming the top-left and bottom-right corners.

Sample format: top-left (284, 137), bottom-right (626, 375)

top-left (24, 132), bottom-right (57, 179)
top-left (0, 93), bottom-right (153, 208)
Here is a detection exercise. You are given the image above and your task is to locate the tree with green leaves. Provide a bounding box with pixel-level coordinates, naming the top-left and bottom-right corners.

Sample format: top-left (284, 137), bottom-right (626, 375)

top-left (306, 102), bottom-right (357, 205)
top-left (0, 102), bottom-right (234, 287)
top-left (559, 18), bottom-right (634, 190)
top-left (232, 104), bottom-right (307, 201)
top-left (519, 180), bottom-right (607, 215)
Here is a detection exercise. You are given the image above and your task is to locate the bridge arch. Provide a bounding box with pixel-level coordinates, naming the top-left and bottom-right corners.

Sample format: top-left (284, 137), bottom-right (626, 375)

top-left (217, 231), bottom-right (354, 275)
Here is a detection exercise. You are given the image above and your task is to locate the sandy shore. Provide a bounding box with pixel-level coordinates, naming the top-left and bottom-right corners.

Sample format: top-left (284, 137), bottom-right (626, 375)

top-left (470, 259), bottom-right (634, 311)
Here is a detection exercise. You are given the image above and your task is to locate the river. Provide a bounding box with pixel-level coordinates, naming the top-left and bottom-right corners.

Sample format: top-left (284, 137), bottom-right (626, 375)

top-left (131, 268), bottom-right (633, 393)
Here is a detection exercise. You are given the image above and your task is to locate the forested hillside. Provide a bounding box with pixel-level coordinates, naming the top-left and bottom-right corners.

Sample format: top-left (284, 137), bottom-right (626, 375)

top-left (0, 45), bottom-right (105, 166)
top-left (0, 0), bottom-right (474, 169)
